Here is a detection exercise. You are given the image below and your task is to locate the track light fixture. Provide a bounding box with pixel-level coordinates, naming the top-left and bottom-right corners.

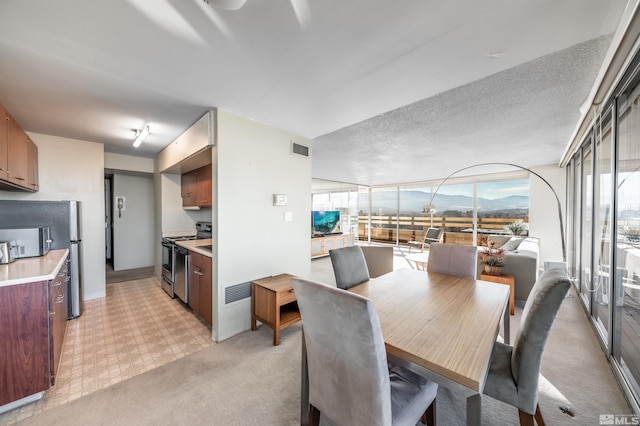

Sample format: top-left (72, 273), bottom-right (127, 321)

top-left (133, 125), bottom-right (150, 148)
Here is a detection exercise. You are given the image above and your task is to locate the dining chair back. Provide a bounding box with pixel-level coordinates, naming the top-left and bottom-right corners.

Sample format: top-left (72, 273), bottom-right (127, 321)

top-left (293, 277), bottom-right (438, 426)
top-left (329, 245), bottom-right (370, 289)
top-left (483, 267), bottom-right (571, 425)
top-left (426, 243), bottom-right (477, 279)
top-left (360, 245), bottom-right (394, 278)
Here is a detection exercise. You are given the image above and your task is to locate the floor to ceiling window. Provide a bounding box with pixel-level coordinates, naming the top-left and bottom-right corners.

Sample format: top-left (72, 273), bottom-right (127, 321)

top-left (566, 49), bottom-right (640, 411)
top-left (614, 86), bottom-right (640, 399)
top-left (580, 143), bottom-right (594, 310)
top-left (352, 177), bottom-right (528, 246)
top-left (593, 107), bottom-right (614, 341)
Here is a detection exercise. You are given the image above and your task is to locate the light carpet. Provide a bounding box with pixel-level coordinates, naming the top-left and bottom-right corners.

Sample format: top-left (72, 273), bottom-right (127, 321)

top-left (18, 284), bottom-right (632, 426)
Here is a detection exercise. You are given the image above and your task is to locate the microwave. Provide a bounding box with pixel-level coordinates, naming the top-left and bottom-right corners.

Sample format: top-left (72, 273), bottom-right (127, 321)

top-left (0, 226), bottom-right (51, 258)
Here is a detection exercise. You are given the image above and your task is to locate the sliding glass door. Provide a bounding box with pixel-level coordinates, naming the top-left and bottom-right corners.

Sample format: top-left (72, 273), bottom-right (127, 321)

top-left (614, 89), bottom-right (640, 396)
top-left (593, 108), bottom-right (613, 341)
top-left (580, 144), bottom-right (594, 310)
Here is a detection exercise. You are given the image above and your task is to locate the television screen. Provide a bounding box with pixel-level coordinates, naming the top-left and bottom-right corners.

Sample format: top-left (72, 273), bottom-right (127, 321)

top-left (312, 211), bottom-right (341, 236)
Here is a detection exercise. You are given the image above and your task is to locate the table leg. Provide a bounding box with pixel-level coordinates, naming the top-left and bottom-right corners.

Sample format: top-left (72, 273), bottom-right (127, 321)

top-left (466, 393), bottom-right (481, 426)
top-left (503, 302), bottom-right (510, 345)
top-left (300, 328), bottom-right (309, 426)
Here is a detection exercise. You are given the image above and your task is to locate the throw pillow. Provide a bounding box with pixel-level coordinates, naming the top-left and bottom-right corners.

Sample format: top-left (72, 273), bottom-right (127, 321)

top-left (501, 237), bottom-right (524, 252)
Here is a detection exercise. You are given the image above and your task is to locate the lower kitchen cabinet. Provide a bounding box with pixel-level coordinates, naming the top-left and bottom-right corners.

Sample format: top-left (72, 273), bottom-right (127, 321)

top-left (0, 256), bottom-right (68, 406)
top-left (188, 251), bottom-right (212, 326)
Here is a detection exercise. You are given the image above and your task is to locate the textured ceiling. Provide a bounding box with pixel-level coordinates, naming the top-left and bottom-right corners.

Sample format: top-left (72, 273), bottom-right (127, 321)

top-left (313, 36), bottom-right (614, 185)
top-left (0, 0), bottom-right (630, 186)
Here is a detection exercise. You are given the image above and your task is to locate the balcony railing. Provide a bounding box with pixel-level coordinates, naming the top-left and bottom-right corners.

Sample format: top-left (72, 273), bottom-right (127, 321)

top-left (356, 215), bottom-right (526, 245)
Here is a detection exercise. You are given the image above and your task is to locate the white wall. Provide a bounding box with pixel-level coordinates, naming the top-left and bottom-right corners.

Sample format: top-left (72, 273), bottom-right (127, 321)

top-left (105, 152), bottom-right (154, 173)
top-left (0, 133), bottom-right (106, 300)
top-left (529, 164), bottom-right (566, 265)
top-left (215, 109), bottom-right (312, 341)
top-left (112, 173), bottom-right (155, 270)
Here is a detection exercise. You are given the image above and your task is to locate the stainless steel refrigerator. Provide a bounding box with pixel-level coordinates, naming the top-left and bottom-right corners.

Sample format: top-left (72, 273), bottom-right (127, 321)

top-left (0, 200), bottom-right (83, 318)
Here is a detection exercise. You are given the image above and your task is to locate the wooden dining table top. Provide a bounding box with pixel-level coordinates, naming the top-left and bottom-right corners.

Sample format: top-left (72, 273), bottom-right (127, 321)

top-left (348, 268), bottom-right (510, 392)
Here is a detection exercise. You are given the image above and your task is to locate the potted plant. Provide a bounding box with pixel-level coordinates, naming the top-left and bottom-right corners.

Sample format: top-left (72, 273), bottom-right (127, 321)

top-left (479, 241), bottom-right (506, 275)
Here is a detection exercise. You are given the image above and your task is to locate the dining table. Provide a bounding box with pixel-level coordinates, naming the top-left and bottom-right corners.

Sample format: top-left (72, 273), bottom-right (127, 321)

top-left (299, 268), bottom-right (511, 426)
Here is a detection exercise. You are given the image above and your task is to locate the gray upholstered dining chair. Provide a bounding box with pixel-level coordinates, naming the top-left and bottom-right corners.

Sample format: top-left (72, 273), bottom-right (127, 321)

top-left (482, 268), bottom-right (571, 425)
top-left (293, 277), bottom-right (438, 426)
top-left (426, 243), bottom-right (477, 279)
top-left (360, 245), bottom-right (394, 278)
top-left (329, 245), bottom-right (371, 289)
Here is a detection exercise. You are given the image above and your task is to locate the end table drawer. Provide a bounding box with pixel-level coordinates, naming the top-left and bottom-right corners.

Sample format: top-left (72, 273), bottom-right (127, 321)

top-left (280, 289), bottom-right (296, 306)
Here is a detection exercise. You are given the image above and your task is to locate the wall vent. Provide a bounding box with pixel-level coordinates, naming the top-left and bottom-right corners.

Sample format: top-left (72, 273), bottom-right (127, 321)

top-left (225, 281), bottom-right (251, 304)
top-left (291, 141), bottom-right (310, 157)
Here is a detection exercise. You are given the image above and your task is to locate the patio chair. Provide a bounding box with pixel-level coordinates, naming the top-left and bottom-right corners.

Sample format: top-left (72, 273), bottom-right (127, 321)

top-left (407, 228), bottom-right (443, 253)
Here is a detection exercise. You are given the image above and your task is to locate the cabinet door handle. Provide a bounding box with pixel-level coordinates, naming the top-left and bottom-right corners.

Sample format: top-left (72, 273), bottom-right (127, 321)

top-left (52, 280), bottom-right (62, 287)
top-left (194, 270), bottom-right (204, 276)
top-left (56, 294), bottom-right (65, 304)
top-left (15, 177), bottom-right (25, 181)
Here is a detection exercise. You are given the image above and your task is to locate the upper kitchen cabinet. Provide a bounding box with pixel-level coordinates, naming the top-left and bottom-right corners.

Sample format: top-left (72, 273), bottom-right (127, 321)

top-left (0, 104), bottom-right (8, 181)
top-left (182, 163), bottom-right (212, 208)
top-left (0, 103), bottom-right (39, 192)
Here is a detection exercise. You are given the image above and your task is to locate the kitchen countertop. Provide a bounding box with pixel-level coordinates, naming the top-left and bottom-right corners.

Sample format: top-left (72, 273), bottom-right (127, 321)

top-left (0, 249), bottom-right (69, 287)
top-left (176, 239), bottom-right (213, 258)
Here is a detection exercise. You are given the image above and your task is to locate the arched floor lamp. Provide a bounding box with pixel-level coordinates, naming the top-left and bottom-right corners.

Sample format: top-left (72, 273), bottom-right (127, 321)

top-left (428, 162), bottom-right (566, 262)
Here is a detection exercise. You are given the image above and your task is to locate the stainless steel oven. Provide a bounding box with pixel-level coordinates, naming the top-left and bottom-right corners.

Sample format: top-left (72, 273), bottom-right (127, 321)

top-left (161, 221), bottom-right (211, 299)
top-left (161, 236), bottom-right (196, 298)
top-left (161, 238), bottom-right (176, 297)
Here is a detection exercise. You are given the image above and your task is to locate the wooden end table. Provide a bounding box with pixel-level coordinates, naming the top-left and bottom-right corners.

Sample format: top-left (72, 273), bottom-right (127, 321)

top-left (480, 271), bottom-right (515, 315)
top-left (251, 273), bottom-right (301, 345)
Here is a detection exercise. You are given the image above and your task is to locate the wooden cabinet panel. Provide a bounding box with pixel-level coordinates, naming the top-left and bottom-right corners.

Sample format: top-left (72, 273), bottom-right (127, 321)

top-left (188, 251), bottom-right (212, 326)
top-left (0, 104), bottom-right (38, 192)
top-left (0, 104), bottom-right (8, 181)
top-left (7, 112), bottom-right (28, 186)
top-left (27, 137), bottom-right (39, 192)
top-left (0, 281), bottom-right (50, 406)
top-left (181, 164), bottom-right (212, 208)
top-left (181, 170), bottom-right (197, 207)
top-left (196, 163), bottom-right (212, 206)
top-left (50, 260), bottom-right (68, 384)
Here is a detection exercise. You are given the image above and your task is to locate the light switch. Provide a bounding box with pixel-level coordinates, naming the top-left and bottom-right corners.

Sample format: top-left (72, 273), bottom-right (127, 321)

top-left (284, 211), bottom-right (293, 222)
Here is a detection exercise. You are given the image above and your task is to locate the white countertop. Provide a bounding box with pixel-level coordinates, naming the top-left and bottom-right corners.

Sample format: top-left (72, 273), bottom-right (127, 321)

top-left (176, 239), bottom-right (213, 258)
top-left (0, 249), bottom-right (69, 287)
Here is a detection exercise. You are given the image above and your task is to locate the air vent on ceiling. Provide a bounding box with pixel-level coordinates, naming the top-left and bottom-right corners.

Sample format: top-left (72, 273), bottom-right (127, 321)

top-left (291, 140), bottom-right (310, 157)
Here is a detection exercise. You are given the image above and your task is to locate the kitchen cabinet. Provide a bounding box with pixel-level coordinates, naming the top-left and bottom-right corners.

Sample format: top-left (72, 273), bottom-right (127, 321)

top-left (27, 137), bottom-right (39, 192)
top-left (0, 104), bottom-right (8, 181)
top-left (50, 258), bottom-right (68, 384)
top-left (188, 250), bottom-right (212, 326)
top-left (0, 103), bottom-right (39, 192)
top-left (0, 254), bottom-right (68, 406)
top-left (181, 163), bottom-right (212, 208)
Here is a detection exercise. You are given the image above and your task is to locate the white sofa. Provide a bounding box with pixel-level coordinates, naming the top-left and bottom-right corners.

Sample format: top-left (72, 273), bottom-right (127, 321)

top-left (477, 235), bottom-right (540, 301)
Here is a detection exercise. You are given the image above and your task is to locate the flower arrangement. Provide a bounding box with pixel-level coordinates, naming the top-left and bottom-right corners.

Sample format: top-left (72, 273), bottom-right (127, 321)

top-left (478, 241), bottom-right (506, 267)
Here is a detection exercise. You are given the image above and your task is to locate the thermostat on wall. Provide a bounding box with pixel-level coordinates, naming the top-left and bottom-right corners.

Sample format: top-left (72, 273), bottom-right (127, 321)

top-left (273, 194), bottom-right (287, 206)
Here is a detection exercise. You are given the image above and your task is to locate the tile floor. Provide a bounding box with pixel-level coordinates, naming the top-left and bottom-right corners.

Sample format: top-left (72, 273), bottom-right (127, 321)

top-left (0, 277), bottom-right (214, 425)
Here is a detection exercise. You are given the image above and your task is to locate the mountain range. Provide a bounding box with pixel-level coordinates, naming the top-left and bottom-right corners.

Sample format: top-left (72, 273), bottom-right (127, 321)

top-left (359, 191), bottom-right (529, 215)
